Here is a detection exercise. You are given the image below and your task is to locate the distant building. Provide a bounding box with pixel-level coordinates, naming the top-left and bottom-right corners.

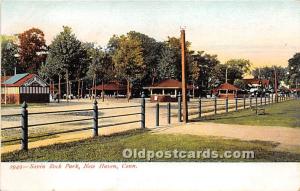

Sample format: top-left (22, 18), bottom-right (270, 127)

top-left (143, 79), bottom-right (196, 102)
top-left (243, 78), bottom-right (270, 88)
top-left (212, 82), bottom-right (240, 99)
top-left (1, 73), bottom-right (50, 104)
top-left (91, 81), bottom-right (126, 97)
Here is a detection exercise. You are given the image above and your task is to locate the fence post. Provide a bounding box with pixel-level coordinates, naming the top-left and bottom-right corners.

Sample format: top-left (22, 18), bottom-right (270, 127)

top-left (255, 96), bottom-right (258, 115)
top-left (264, 95), bottom-right (266, 105)
top-left (235, 97), bottom-right (238, 111)
top-left (226, 97), bottom-right (228, 113)
top-left (93, 100), bottom-right (98, 137)
top-left (250, 97), bottom-right (252, 108)
top-left (156, 103), bottom-right (160, 127)
top-left (268, 95), bottom-right (270, 105)
top-left (272, 93), bottom-right (274, 104)
top-left (243, 95), bottom-right (246, 109)
top-left (260, 95), bottom-right (263, 106)
top-left (198, 97), bottom-right (202, 118)
top-left (214, 97), bottom-right (217, 115)
top-left (178, 92), bottom-right (182, 122)
top-left (21, 102), bottom-right (28, 151)
top-left (141, 93), bottom-right (145, 128)
top-left (167, 102), bottom-right (171, 124)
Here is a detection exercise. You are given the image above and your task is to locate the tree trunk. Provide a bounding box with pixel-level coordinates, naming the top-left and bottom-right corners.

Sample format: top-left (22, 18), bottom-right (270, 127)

top-left (127, 80), bottom-right (131, 102)
top-left (102, 80), bottom-right (104, 102)
top-left (81, 79), bottom-right (84, 99)
top-left (193, 82), bottom-right (195, 98)
top-left (77, 79), bottom-right (80, 100)
top-left (94, 74), bottom-right (97, 99)
top-left (58, 75), bottom-right (61, 103)
top-left (92, 74), bottom-right (95, 99)
top-left (66, 71), bottom-right (69, 102)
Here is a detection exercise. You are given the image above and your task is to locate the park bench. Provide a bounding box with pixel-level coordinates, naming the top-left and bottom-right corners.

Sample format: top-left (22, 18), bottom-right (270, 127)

top-left (250, 105), bottom-right (265, 115)
top-left (256, 107), bottom-right (265, 115)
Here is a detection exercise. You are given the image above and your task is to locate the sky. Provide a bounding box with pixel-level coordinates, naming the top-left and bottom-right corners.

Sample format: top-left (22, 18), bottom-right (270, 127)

top-left (2, 0), bottom-right (300, 69)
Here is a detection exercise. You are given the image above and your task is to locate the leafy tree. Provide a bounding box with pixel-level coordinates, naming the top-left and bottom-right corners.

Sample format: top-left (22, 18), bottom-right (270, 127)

top-left (157, 45), bottom-right (178, 80)
top-left (46, 26), bottom-right (86, 100)
top-left (87, 46), bottom-right (113, 100)
top-left (127, 31), bottom-right (162, 85)
top-left (112, 35), bottom-right (145, 101)
top-left (1, 38), bottom-right (19, 75)
top-left (225, 59), bottom-right (252, 75)
top-left (18, 28), bottom-right (47, 73)
top-left (252, 66), bottom-right (288, 88)
top-left (210, 59), bottom-right (252, 86)
top-left (189, 51), bottom-right (220, 93)
top-left (161, 36), bottom-right (191, 80)
top-left (288, 53), bottom-right (300, 88)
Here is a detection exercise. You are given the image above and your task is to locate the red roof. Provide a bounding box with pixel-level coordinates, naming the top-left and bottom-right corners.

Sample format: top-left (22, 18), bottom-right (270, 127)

top-left (145, 79), bottom-right (195, 89)
top-left (92, 82), bottom-right (126, 91)
top-left (3, 74), bottom-right (35, 87)
top-left (243, 79), bottom-right (269, 86)
top-left (216, 83), bottom-right (240, 91)
top-left (0, 76), bottom-right (12, 84)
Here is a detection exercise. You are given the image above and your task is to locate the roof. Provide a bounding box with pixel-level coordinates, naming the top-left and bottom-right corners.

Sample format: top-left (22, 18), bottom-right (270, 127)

top-left (1, 73), bottom-right (48, 87)
top-left (143, 79), bottom-right (195, 89)
top-left (216, 83), bottom-right (240, 91)
top-left (243, 78), bottom-right (270, 86)
top-left (0, 76), bottom-right (12, 84)
top-left (92, 82), bottom-right (126, 91)
top-left (3, 73), bottom-right (29, 84)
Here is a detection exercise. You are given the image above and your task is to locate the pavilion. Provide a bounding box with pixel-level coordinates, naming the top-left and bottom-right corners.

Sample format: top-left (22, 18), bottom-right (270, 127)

top-left (212, 82), bottom-right (240, 99)
top-left (143, 79), bottom-right (196, 102)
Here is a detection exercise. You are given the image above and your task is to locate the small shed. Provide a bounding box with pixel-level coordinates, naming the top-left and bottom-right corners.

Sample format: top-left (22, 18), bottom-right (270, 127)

top-left (1, 73), bottom-right (50, 104)
top-left (143, 79), bottom-right (196, 102)
top-left (213, 82), bottom-right (239, 99)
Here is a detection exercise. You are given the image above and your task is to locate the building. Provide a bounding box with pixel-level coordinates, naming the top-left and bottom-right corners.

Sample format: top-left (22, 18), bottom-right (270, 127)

top-left (1, 73), bottom-right (50, 104)
top-left (92, 81), bottom-right (126, 97)
top-left (243, 78), bottom-right (270, 88)
top-left (212, 82), bottom-right (240, 99)
top-left (143, 79), bottom-right (196, 102)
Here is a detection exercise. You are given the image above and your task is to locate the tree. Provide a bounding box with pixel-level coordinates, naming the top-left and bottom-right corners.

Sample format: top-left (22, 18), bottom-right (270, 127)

top-left (18, 28), bottom-right (47, 73)
top-left (157, 45), bottom-right (178, 80)
top-left (161, 36), bottom-right (191, 80)
top-left (189, 51), bottom-right (220, 94)
top-left (252, 66), bottom-right (288, 88)
top-left (1, 38), bottom-right (19, 75)
top-left (288, 53), bottom-right (300, 88)
top-left (112, 35), bottom-right (145, 101)
top-left (86, 46), bottom-right (113, 100)
top-left (46, 26), bottom-right (85, 100)
top-left (127, 31), bottom-right (162, 85)
top-left (210, 59), bottom-right (252, 85)
top-left (225, 59), bottom-right (252, 75)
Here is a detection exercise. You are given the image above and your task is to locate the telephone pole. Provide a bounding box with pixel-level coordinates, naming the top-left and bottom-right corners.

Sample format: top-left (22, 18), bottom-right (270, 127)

top-left (181, 29), bottom-right (188, 123)
top-left (274, 67), bottom-right (278, 103)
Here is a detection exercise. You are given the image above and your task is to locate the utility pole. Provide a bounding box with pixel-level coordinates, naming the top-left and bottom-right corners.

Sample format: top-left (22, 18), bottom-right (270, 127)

top-left (225, 67), bottom-right (228, 83)
top-left (181, 28), bottom-right (188, 123)
top-left (274, 67), bottom-right (278, 103)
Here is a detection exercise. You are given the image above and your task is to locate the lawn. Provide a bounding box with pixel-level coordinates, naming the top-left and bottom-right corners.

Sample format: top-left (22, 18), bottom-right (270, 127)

top-left (203, 99), bottom-right (300, 127)
top-left (2, 129), bottom-right (300, 162)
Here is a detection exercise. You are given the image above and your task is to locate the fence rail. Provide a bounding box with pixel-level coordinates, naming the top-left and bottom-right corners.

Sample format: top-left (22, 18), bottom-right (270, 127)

top-left (1, 95), bottom-right (146, 151)
top-left (1, 92), bottom-right (296, 151)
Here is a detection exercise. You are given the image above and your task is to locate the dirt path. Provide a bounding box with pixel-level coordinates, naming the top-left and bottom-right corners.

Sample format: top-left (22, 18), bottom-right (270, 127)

top-left (152, 122), bottom-right (300, 153)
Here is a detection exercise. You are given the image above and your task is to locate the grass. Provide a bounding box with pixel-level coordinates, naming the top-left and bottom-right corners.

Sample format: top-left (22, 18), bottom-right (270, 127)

top-left (2, 129), bottom-right (300, 162)
top-left (203, 100), bottom-right (300, 127)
